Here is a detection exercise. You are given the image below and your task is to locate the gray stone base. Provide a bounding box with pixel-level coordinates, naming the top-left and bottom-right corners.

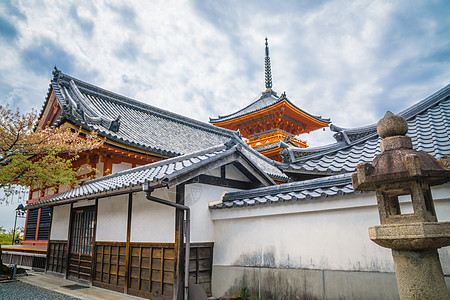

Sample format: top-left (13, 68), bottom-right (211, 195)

top-left (212, 265), bottom-right (450, 299)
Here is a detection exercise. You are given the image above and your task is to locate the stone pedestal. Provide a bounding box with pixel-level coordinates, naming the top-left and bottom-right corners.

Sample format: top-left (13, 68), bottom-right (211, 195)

top-left (392, 249), bottom-right (449, 300)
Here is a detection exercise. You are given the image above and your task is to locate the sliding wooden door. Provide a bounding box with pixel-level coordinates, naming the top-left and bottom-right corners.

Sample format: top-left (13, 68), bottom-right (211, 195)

top-left (68, 206), bottom-right (95, 282)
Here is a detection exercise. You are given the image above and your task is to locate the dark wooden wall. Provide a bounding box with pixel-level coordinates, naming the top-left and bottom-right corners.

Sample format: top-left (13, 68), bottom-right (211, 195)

top-left (189, 243), bottom-right (214, 296)
top-left (46, 240), bottom-right (68, 274)
top-left (93, 242), bottom-right (127, 292)
top-left (47, 241), bottom-right (214, 298)
top-left (127, 243), bottom-right (175, 299)
top-left (68, 253), bottom-right (92, 282)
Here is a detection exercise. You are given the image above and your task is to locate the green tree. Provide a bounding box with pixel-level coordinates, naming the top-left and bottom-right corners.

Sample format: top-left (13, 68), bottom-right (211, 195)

top-left (0, 105), bottom-right (103, 190)
top-left (0, 227), bottom-right (23, 245)
top-left (0, 105), bottom-right (103, 274)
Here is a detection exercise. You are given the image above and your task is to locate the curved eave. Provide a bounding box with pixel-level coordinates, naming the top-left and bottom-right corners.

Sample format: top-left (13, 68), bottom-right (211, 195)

top-left (211, 99), bottom-right (330, 129)
top-left (210, 91), bottom-right (279, 123)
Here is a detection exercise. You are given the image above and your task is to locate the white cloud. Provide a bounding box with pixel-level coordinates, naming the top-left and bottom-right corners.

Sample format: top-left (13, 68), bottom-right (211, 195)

top-left (0, 0), bottom-right (448, 148)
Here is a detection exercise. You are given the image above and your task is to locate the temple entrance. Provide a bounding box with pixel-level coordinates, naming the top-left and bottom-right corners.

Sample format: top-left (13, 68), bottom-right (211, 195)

top-left (68, 206), bottom-right (95, 282)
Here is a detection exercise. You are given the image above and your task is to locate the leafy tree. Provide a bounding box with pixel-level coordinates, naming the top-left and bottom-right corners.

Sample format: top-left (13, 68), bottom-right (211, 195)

top-left (0, 227), bottom-right (23, 245)
top-left (0, 105), bottom-right (103, 190)
top-left (0, 105), bottom-right (103, 273)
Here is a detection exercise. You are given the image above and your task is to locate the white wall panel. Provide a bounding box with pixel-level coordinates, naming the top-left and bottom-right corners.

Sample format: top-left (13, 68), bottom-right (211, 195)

top-left (50, 204), bottom-right (70, 240)
top-left (130, 189), bottom-right (176, 243)
top-left (96, 194), bottom-right (128, 242)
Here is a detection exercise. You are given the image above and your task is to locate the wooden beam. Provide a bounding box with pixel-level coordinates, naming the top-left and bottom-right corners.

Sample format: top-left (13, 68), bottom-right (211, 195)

top-left (187, 174), bottom-right (262, 190)
top-left (234, 157), bottom-right (273, 186)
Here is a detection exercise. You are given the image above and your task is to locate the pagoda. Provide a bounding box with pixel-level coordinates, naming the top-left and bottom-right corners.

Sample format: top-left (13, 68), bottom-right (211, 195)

top-left (210, 38), bottom-right (330, 161)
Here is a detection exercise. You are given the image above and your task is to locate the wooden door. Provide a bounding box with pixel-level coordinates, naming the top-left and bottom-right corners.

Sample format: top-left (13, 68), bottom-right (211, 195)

top-left (68, 206), bottom-right (95, 282)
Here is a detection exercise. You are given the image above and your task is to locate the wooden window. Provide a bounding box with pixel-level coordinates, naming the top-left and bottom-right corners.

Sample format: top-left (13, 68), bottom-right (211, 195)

top-left (24, 209), bottom-right (39, 240)
top-left (37, 207), bottom-right (51, 240)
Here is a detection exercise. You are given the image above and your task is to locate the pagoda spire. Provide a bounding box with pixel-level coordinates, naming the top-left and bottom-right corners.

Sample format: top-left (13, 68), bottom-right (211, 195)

top-left (265, 37), bottom-right (273, 91)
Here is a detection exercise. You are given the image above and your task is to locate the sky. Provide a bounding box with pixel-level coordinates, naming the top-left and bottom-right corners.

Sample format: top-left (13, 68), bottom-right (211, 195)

top-left (0, 0), bottom-right (449, 228)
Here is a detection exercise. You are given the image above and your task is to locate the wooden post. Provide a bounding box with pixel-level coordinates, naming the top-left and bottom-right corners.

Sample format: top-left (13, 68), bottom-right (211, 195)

top-left (45, 206), bottom-right (54, 274)
top-left (90, 198), bottom-right (99, 285)
top-left (124, 192), bottom-right (133, 294)
top-left (174, 184), bottom-right (185, 300)
top-left (65, 202), bottom-right (74, 279)
top-left (35, 208), bottom-right (41, 241)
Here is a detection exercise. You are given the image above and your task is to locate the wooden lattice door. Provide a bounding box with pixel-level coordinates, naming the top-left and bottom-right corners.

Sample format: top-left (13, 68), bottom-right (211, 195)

top-left (68, 206), bottom-right (95, 282)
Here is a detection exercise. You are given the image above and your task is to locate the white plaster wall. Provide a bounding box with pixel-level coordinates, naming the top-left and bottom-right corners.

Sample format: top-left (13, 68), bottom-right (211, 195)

top-left (96, 194), bottom-right (128, 242)
top-left (225, 165), bottom-right (250, 182)
top-left (212, 183), bottom-right (450, 274)
top-left (50, 204), bottom-right (70, 240)
top-left (130, 189), bottom-right (176, 243)
top-left (112, 162), bottom-right (132, 174)
top-left (186, 183), bottom-right (241, 243)
top-left (204, 167), bottom-right (221, 177)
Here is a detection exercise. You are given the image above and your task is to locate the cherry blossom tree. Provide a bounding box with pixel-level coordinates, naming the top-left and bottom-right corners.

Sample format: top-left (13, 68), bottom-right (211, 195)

top-left (0, 105), bottom-right (103, 192)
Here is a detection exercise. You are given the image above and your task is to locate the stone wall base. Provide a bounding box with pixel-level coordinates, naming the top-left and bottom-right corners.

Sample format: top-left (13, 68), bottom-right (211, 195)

top-left (212, 265), bottom-right (450, 299)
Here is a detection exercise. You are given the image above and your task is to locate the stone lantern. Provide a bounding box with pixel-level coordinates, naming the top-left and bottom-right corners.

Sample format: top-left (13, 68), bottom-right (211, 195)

top-left (352, 111), bottom-right (450, 299)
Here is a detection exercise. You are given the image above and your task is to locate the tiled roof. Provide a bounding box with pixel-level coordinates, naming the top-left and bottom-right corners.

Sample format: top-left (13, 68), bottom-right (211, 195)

top-left (26, 142), bottom-right (275, 209)
top-left (209, 91), bottom-right (330, 124)
top-left (280, 84), bottom-right (450, 175)
top-left (210, 173), bottom-right (356, 209)
top-left (38, 68), bottom-right (288, 181)
top-left (43, 68), bottom-right (235, 157)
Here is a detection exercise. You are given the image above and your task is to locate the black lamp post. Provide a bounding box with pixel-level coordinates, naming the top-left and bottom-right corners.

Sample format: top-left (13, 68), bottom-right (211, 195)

top-left (12, 204), bottom-right (25, 245)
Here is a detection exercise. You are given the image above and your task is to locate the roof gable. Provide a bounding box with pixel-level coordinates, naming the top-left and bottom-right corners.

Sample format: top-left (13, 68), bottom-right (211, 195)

top-left (27, 141), bottom-right (276, 209)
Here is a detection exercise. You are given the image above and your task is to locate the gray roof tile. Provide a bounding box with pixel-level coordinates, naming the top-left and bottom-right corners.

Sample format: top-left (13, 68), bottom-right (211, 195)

top-left (211, 173), bottom-right (355, 210)
top-left (38, 68), bottom-right (288, 181)
top-left (280, 84), bottom-right (450, 175)
top-left (210, 91), bottom-right (330, 124)
top-left (27, 142), bottom-right (276, 209)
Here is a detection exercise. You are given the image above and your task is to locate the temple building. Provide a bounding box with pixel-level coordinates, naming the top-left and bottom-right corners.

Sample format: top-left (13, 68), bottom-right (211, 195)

top-left (210, 38), bottom-right (330, 161)
top-left (19, 68), bottom-right (286, 250)
top-left (2, 56), bottom-right (449, 298)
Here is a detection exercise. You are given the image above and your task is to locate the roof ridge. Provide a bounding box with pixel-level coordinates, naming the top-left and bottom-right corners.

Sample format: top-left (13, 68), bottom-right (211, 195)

top-left (55, 71), bottom-right (237, 138)
top-left (399, 83), bottom-right (450, 120)
top-left (210, 92), bottom-right (330, 124)
top-left (284, 84), bottom-right (450, 164)
top-left (223, 173), bottom-right (352, 201)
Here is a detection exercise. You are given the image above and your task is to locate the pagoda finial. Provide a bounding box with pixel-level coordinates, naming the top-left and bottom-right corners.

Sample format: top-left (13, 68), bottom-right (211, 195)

top-left (265, 37), bottom-right (273, 91)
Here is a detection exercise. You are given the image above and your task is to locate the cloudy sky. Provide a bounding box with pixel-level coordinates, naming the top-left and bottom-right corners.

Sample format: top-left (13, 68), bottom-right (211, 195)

top-left (0, 0), bottom-right (449, 227)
